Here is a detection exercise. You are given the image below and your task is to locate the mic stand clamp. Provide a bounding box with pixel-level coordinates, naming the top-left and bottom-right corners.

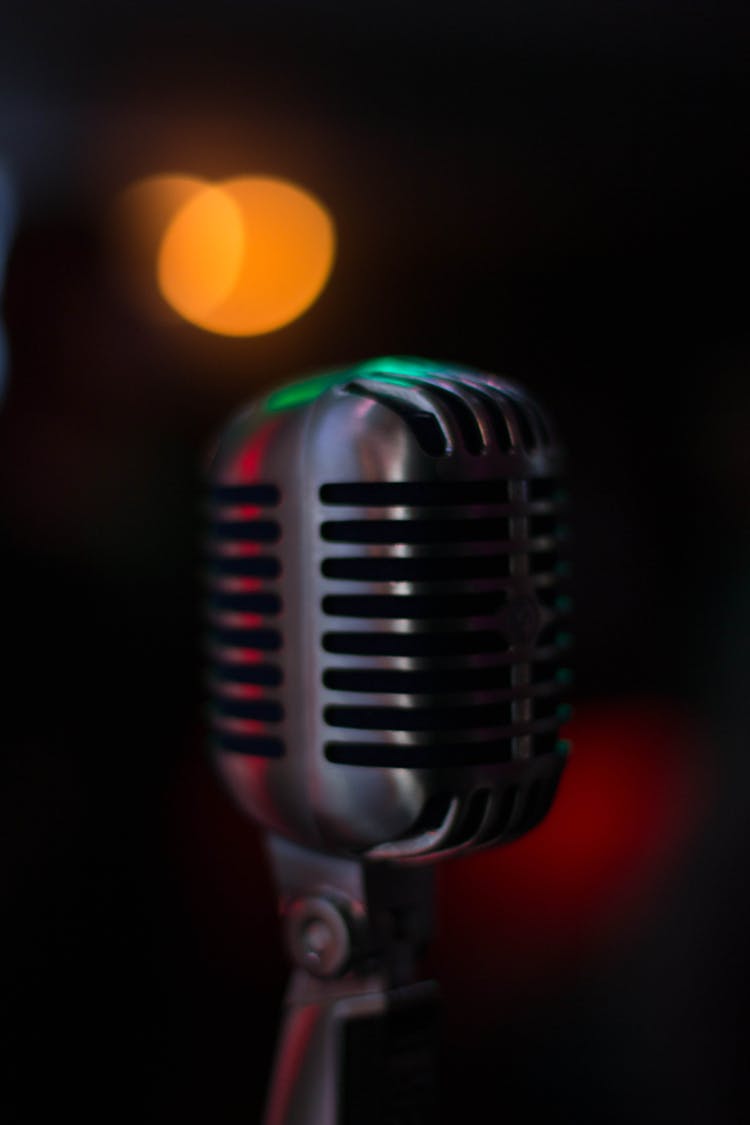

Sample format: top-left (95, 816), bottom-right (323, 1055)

top-left (263, 834), bottom-right (439, 1125)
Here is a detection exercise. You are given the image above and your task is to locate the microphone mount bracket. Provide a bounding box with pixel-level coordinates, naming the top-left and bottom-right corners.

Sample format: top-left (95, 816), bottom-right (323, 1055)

top-left (267, 833), bottom-right (435, 986)
top-left (262, 833), bottom-right (439, 1124)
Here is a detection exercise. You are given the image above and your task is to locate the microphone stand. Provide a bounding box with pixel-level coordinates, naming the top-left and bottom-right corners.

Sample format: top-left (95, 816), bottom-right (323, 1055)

top-left (263, 835), bottom-right (439, 1125)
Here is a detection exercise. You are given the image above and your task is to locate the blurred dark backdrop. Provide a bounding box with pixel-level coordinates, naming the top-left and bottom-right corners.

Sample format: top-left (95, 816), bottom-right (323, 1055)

top-left (2, 4), bottom-right (750, 1122)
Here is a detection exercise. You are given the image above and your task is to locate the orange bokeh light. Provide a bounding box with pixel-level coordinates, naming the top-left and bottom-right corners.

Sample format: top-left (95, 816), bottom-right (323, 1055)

top-left (157, 176), bottom-right (336, 336)
top-left (113, 174), bottom-right (336, 336)
top-left (157, 185), bottom-right (246, 323)
top-left (112, 174), bottom-right (208, 321)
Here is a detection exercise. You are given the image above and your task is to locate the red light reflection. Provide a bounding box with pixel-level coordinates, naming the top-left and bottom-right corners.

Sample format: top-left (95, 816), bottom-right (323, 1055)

top-left (438, 698), bottom-right (712, 1005)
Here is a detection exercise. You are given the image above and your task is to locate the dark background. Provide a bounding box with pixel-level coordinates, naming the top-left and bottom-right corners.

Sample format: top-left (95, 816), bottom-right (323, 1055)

top-left (2, 4), bottom-right (750, 1122)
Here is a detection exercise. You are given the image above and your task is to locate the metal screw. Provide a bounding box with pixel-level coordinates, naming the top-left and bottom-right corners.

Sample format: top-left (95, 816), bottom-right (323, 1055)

top-left (285, 896), bottom-right (353, 978)
top-left (301, 919), bottom-right (333, 970)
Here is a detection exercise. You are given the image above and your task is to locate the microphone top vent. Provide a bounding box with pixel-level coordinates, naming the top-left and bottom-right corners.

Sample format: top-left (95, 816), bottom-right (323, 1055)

top-left (261, 355), bottom-right (559, 462)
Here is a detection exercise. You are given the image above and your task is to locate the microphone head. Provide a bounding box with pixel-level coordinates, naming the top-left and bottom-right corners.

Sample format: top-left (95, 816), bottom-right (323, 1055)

top-left (204, 357), bottom-right (572, 862)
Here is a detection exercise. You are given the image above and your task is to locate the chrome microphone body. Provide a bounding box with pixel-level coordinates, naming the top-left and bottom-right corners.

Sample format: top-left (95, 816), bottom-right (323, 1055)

top-left (204, 356), bottom-right (572, 1124)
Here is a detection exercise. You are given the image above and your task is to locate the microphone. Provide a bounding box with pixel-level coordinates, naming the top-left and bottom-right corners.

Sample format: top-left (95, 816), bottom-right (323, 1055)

top-left (204, 356), bottom-right (571, 1124)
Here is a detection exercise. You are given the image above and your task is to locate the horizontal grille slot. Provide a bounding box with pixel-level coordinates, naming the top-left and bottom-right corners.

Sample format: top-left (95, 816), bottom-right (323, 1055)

top-left (321, 591), bottom-right (507, 619)
top-left (208, 520), bottom-right (280, 542)
top-left (209, 483), bottom-right (280, 505)
top-left (528, 514), bottom-right (557, 537)
top-left (215, 734), bottom-right (284, 757)
top-left (211, 698), bottom-right (284, 722)
top-left (324, 701), bottom-right (514, 731)
top-left (321, 554), bottom-right (513, 582)
top-left (529, 550), bottom-right (558, 574)
top-left (531, 659), bottom-right (561, 683)
top-left (534, 732), bottom-right (563, 756)
top-left (206, 555), bottom-right (281, 578)
top-left (535, 697), bottom-right (566, 721)
top-left (209, 627), bottom-right (282, 651)
top-left (321, 518), bottom-right (511, 544)
top-left (529, 479), bottom-right (563, 501)
top-left (538, 625), bottom-right (573, 648)
top-left (323, 665), bottom-right (514, 694)
top-left (320, 480), bottom-right (512, 506)
top-left (323, 630), bottom-right (508, 657)
top-left (537, 590), bottom-right (572, 613)
top-left (325, 740), bottom-right (514, 768)
top-left (208, 592), bottom-right (282, 614)
top-left (212, 662), bottom-right (282, 686)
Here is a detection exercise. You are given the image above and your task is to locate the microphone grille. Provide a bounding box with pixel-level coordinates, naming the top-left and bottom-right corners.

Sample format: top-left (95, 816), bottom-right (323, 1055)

top-left (205, 358), bottom-right (572, 858)
top-left (320, 476), bottom-right (571, 771)
top-left (205, 481), bottom-right (286, 760)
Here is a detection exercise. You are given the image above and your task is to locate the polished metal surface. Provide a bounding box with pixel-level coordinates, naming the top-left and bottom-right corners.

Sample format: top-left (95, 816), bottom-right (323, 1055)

top-left (205, 357), bottom-right (571, 863)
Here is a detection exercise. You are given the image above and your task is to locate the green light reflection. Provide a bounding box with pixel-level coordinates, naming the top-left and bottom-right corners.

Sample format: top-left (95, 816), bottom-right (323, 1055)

top-left (262, 355), bottom-right (465, 414)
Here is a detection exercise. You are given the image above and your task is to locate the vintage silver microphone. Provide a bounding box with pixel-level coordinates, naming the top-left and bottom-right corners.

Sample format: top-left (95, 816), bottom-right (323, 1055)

top-left (204, 356), bottom-right (572, 1124)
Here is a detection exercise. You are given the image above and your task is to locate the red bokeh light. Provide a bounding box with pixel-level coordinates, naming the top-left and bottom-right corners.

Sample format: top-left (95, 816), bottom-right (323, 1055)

top-left (437, 698), bottom-right (712, 1001)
